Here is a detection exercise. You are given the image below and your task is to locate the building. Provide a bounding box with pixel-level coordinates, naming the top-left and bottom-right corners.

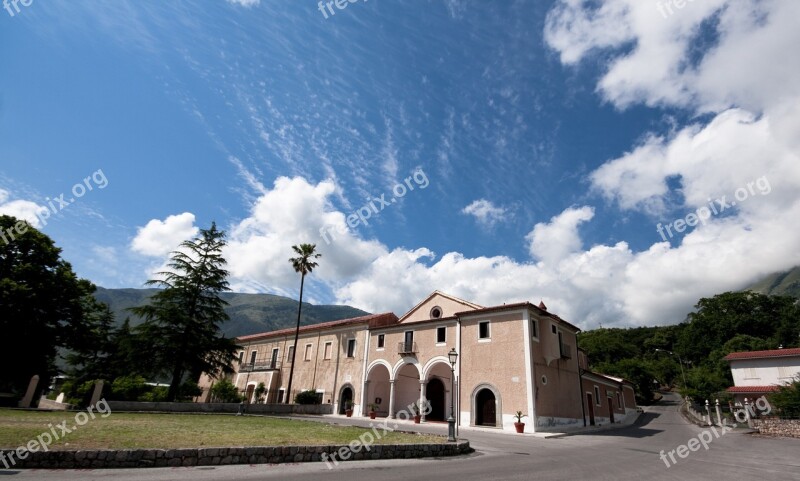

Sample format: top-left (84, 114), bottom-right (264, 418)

top-left (724, 347), bottom-right (800, 404)
top-left (199, 291), bottom-right (638, 432)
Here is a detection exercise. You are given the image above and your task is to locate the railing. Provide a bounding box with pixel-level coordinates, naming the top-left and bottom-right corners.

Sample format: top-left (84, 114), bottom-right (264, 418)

top-left (398, 342), bottom-right (418, 355)
top-left (239, 360), bottom-right (281, 372)
top-left (560, 342), bottom-right (572, 359)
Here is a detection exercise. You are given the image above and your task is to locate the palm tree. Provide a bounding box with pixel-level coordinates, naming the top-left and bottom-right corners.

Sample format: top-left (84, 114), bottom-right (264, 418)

top-left (285, 243), bottom-right (321, 403)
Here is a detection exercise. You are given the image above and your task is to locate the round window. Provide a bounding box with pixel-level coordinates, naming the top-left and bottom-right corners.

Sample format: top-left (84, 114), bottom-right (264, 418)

top-left (430, 307), bottom-right (442, 319)
top-left (541, 375), bottom-right (548, 385)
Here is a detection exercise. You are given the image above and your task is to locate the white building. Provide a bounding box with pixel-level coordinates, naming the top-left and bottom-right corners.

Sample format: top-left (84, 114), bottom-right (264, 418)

top-left (725, 347), bottom-right (800, 404)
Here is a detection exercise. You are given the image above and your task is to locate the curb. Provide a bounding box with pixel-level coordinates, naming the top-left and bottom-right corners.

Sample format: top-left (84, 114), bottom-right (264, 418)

top-left (0, 441), bottom-right (472, 470)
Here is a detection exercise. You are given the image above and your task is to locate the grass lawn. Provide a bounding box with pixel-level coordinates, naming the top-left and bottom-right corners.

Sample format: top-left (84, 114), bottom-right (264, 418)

top-left (0, 410), bottom-right (444, 450)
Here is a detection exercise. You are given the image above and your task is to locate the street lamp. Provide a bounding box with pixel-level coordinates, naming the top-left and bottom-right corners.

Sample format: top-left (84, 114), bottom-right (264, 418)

top-left (655, 349), bottom-right (688, 390)
top-left (447, 348), bottom-right (458, 442)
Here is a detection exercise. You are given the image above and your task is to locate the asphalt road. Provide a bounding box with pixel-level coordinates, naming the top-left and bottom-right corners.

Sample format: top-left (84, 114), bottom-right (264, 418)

top-left (3, 393), bottom-right (799, 480)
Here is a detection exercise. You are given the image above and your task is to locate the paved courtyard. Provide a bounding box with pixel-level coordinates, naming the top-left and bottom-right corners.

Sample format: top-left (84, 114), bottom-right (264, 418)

top-left (6, 394), bottom-right (799, 480)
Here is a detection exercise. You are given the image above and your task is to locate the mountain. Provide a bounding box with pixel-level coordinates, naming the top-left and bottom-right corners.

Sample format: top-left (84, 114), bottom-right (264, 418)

top-left (93, 287), bottom-right (370, 338)
top-left (744, 266), bottom-right (800, 299)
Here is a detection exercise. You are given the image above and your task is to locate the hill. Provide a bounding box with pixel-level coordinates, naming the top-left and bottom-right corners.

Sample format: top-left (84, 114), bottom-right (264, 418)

top-left (744, 266), bottom-right (800, 299)
top-left (93, 287), bottom-right (370, 338)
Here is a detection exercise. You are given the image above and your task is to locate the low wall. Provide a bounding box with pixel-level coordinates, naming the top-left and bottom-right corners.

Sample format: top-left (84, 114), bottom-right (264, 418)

top-left (1, 442), bottom-right (471, 469)
top-left (106, 401), bottom-right (332, 415)
top-left (36, 398), bottom-right (72, 411)
top-left (752, 418), bottom-right (800, 438)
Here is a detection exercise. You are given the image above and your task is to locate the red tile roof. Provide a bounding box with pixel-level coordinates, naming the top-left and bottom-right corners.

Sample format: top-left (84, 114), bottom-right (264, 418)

top-left (726, 385), bottom-right (781, 393)
top-left (236, 312), bottom-right (398, 342)
top-left (724, 347), bottom-right (800, 361)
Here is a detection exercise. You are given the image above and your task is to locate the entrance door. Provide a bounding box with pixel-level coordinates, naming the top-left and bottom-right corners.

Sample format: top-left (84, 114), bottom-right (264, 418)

top-left (608, 396), bottom-right (615, 423)
top-left (426, 378), bottom-right (446, 421)
top-left (587, 393), bottom-right (595, 426)
top-left (475, 389), bottom-right (496, 426)
top-left (339, 387), bottom-right (353, 414)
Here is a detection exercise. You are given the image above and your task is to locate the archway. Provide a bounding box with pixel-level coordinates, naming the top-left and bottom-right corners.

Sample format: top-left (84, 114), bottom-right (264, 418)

top-left (426, 378), bottom-right (446, 421)
top-left (365, 362), bottom-right (392, 417)
top-left (338, 385), bottom-right (354, 414)
top-left (475, 388), bottom-right (497, 426)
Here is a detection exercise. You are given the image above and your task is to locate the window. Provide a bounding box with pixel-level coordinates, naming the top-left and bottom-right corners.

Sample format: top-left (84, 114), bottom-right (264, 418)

top-left (270, 348), bottom-right (279, 368)
top-left (436, 326), bottom-right (446, 344)
top-left (346, 339), bottom-right (356, 358)
top-left (249, 350), bottom-right (257, 365)
top-left (287, 345), bottom-right (295, 363)
top-left (551, 324), bottom-right (557, 334)
top-left (616, 392), bottom-right (622, 409)
top-left (479, 321), bottom-right (490, 340)
top-left (744, 367), bottom-right (758, 379)
top-left (530, 318), bottom-right (539, 340)
top-left (430, 306), bottom-right (442, 319)
top-left (377, 334), bottom-right (385, 349)
top-left (238, 351), bottom-right (244, 363)
top-left (278, 389), bottom-right (285, 403)
top-left (304, 344), bottom-right (313, 361)
top-left (778, 366), bottom-right (794, 378)
top-left (323, 342), bottom-right (332, 360)
top-left (594, 386), bottom-right (601, 406)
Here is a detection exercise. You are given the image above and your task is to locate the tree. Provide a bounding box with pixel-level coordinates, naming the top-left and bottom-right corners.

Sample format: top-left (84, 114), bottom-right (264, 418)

top-left (285, 243), bottom-right (321, 403)
top-left (210, 378), bottom-right (242, 403)
top-left (129, 222), bottom-right (239, 401)
top-left (0, 215), bottom-right (106, 398)
top-left (771, 375), bottom-right (800, 418)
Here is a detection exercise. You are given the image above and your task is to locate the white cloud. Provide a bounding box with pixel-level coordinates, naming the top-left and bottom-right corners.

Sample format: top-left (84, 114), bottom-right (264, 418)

top-left (225, 0), bottom-right (259, 7)
top-left (526, 206), bottom-right (594, 264)
top-left (131, 212), bottom-right (199, 257)
top-left (462, 199), bottom-right (508, 227)
top-left (0, 189), bottom-right (48, 228)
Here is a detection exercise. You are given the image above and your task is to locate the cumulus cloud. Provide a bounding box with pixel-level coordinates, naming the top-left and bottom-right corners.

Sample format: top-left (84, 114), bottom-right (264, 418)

top-left (462, 199), bottom-right (508, 227)
top-left (0, 189), bottom-right (48, 228)
top-left (131, 212), bottom-right (199, 257)
top-left (526, 206), bottom-right (594, 264)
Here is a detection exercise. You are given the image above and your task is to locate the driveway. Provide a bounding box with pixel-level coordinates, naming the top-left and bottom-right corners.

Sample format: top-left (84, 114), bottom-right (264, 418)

top-left (4, 393), bottom-right (799, 480)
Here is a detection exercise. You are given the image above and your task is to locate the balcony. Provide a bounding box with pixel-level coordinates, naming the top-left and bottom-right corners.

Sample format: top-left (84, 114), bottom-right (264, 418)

top-left (559, 342), bottom-right (572, 359)
top-left (398, 341), bottom-right (418, 355)
top-left (239, 360), bottom-right (281, 373)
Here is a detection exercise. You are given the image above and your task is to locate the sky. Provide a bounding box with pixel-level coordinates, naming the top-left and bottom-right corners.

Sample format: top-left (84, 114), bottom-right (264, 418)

top-left (1, 0), bottom-right (799, 329)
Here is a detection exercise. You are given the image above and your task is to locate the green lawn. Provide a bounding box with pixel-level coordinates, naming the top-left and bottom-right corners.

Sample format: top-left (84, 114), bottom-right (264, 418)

top-left (0, 410), bottom-right (443, 450)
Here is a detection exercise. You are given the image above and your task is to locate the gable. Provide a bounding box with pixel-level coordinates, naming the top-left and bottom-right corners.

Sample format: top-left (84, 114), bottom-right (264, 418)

top-left (398, 291), bottom-right (482, 324)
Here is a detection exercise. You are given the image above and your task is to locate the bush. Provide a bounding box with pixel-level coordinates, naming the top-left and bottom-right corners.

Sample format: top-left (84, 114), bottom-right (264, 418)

top-left (772, 375), bottom-right (800, 418)
top-left (294, 390), bottom-right (321, 405)
top-left (179, 380), bottom-right (203, 401)
top-left (138, 386), bottom-right (169, 402)
top-left (110, 375), bottom-right (149, 401)
top-left (210, 378), bottom-right (242, 403)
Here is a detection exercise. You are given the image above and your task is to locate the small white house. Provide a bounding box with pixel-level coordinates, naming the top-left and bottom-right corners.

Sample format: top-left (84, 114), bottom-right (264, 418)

top-left (725, 347), bottom-right (800, 404)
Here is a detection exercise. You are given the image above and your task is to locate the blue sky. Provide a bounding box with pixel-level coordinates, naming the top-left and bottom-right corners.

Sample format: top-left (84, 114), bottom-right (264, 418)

top-left (2, 0), bottom-right (799, 329)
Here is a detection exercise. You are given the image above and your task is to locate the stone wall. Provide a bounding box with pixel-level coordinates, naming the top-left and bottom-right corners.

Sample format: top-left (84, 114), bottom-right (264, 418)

top-left (752, 418), bottom-right (800, 438)
top-left (1, 441), bottom-right (471, 469)
top-left (106, 401), bottom-right (332, 415)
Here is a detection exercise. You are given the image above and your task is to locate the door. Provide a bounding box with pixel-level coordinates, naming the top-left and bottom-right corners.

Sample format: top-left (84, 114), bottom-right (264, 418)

top-left (426, 378), bottom-right (446, 421)
top-left (476, 389), bottom-right (496, 426)
top-left (404, 331), bottom-right (414, 352)
top-left (270, 348), bottom-right (278, 369)
top-left (587, 393), bottom-right (595, 426)
top-left (608, 396), bottom-right (615, 423)
top-left (339, 387), bottom-right (354, 414)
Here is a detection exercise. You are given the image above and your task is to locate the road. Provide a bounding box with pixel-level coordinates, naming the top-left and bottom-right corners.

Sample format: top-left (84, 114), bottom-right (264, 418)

top-left (3, 393), bottom-right (799, 480)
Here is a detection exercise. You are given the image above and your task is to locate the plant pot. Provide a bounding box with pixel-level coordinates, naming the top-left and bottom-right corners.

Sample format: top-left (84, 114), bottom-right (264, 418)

top-left (514, 422), bottom-right (525, 433)
top-left (345, 409), bottom-right (353, 417)
top-left (413, 415), bottom-right (421, 424)
top-left (369, 411), bottom-right (377, 419)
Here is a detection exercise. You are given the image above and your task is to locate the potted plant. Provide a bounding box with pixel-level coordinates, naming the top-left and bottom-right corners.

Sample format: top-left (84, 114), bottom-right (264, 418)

top-left (514, 411), bottom-right (526, 433)
top-left (368, 403), bottom-right (379, 419)
top-left (411, 402), bottom-right (421, 423)
top-left (345, 400), bottom-right (354, 417)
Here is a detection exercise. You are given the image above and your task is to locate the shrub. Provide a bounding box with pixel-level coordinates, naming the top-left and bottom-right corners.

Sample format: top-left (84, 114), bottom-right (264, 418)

top-left (110, 375), bottom-right (149, 401)
top-left (294, 390), bottom-right (321, 405)
top-left (210, 378), bottom-right (242, 403)
top-left (179, 380), bottom-right (203, 401)
top-left (772, 375), bottom-right (800, 418)
top-left (138, 386), bottom-right (169, 402)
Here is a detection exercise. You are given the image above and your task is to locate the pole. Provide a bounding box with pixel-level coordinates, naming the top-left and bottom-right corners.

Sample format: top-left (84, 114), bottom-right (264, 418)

top-left (448, 364), bottom-right (456, 442)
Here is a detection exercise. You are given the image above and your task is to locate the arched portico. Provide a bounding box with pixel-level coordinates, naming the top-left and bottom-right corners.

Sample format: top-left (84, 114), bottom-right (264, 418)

top-left (364, 361), bottom-right (392, 417)
top-left (422, 358), bottom-right (455, 422)
top-left (391, 359), bottom-right (421, 419)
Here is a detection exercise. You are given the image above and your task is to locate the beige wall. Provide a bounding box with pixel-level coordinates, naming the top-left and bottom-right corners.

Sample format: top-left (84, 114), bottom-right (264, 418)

top-left (532, 313), bottom-right (583, 428)
top-left (582, 375), bottom-right (628, 425)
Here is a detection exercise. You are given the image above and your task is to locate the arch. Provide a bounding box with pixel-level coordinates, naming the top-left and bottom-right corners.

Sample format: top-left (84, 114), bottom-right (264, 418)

top-left (338, 383), bottom-right (355, 415)
top-left (421, 356), bottom-right (452, 380)
top-left (392, 357), bottom-right (422, 379)
top-left (471, 383), bottom-right (502, 428)
top-left (426, 378), bottom-right (446, 421)
top-left (367, 359), bottom-right (393, 378)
